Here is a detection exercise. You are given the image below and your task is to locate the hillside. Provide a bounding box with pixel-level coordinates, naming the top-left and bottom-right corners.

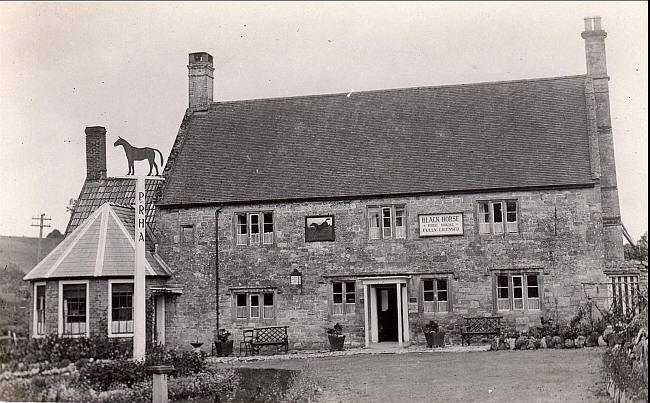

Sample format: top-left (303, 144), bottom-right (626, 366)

top-left (0, 235), bottom-right (63, 336)
top-left (0, 235), bottom-right (63, 274)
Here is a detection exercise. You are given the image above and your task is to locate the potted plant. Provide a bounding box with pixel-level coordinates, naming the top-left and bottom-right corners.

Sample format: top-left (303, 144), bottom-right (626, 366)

top-left (423, 320), bottom-right (445, 348)
top-left (214, 329), bottom-right (233, 357)
top-left (327, 323), bottom-right (345, 351)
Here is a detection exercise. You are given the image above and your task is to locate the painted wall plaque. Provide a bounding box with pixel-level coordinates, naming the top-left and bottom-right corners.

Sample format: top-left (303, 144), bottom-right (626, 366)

top-left (418, 213), bottom-right (463, 237)
top-left (305, 215), bottom-right (335, 242)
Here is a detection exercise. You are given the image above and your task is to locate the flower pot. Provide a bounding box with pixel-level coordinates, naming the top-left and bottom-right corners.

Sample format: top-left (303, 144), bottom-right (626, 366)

top-left (424, 331), bottom-right (445, 347)
top-left (215, 340), bottom-right (234, 357)
top-left (328, 334), bottom-right (345, 351)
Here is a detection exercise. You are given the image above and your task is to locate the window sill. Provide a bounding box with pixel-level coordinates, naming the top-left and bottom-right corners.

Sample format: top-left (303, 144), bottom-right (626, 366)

top-left (60, 333), bottom-right (88, 338)
top-left (108, 333), bottom-right (134, 338)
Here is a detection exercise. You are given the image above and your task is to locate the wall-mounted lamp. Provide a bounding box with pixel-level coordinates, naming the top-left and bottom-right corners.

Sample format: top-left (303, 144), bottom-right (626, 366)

top-left (290, 268), bottom-right (303, 293)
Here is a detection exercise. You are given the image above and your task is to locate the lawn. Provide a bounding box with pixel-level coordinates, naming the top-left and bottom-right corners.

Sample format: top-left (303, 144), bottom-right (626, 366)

top-left (237, 348), bottom-right (609, 402)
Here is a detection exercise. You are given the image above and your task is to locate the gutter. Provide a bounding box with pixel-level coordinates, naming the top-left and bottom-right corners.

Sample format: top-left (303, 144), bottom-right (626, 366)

top-left (214, 205), bottom-right (224, 336)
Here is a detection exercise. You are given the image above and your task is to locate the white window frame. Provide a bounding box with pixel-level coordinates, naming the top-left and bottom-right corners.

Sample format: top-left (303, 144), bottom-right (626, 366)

top-left (235, 212), bottom-right (274, 245)
top-left (478, 200), bottom-right (519, 235)
top-left (368, 205), bottom-right (407, 240)
top-left (332, 281), bottom-right (356, 315)
top-left (108, 279), bottom-right (134, 338)
top-left (234, 291), bottom-right (276, 320)
top-left (495, 273), bottom-right (541, 312)
top-left (58, 280), bottom-right (90, 338)
top-left (33, 282), bottom-right (46, 338)
top-left (422, 278), bottom-right (450, 313)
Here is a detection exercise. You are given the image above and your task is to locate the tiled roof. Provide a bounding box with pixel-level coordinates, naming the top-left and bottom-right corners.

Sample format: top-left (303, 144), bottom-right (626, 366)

top-left (25, 203), bottom-right (171, 280)
top-left (66, 178), bottom-right (161, 235)
top-left (160, 75), bottom-right (594, 206)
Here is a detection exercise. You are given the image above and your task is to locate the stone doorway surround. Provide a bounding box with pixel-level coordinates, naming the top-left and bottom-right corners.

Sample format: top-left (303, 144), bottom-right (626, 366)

top-left (359, 276), bottom-right (411, 347)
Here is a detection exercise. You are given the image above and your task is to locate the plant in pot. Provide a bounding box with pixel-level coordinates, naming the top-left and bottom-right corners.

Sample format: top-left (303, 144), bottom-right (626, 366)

top-left (423, 320), bottom-right (445, 348)
top-left (327, 323), bottom-right (345, 351)
top-left (215, 329), bottom-right (233, 357)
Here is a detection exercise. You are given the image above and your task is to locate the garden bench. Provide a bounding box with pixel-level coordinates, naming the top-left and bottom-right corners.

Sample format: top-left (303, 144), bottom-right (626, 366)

top-left (461, 315), bottom-right (502, 345)
top-left (249, 325), bottom-right (289, 355)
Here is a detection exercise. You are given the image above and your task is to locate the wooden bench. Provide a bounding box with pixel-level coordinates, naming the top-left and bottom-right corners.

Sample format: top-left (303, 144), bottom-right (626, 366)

top-left (249, 325), bottom-right (289, 355)
top-left (461, 316), bottom-right (502, 345)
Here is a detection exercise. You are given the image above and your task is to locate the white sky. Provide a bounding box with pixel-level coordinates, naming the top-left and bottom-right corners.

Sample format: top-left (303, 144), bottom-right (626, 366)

top-left (0, 1), bottom-right (647, 240)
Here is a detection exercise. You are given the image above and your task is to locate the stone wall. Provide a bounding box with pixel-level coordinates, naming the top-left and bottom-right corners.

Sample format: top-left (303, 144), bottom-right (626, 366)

top-left (156, 186), bottom-right (611, 349)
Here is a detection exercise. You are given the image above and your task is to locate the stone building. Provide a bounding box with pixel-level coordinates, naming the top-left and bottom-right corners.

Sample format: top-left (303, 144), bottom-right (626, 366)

top-left (25, 18), bottom-right (642, 349)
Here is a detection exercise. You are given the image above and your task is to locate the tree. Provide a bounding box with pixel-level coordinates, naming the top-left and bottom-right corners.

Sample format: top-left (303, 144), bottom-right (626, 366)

top-left (66, 197), bottom-right (78, 215)
top-left (624, 231), bottom-right (648, 262)
top-left (46, 229), bottom-right (64, 238)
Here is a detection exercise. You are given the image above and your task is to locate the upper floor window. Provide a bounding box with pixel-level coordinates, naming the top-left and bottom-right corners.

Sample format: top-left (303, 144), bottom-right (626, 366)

top-left (181, 224), bottom-right (194, 244)
top-left (368, 205), bottom-right (406, 240)
top-left (332, 281), bottom-right (356, 315)
top-left (478, 200), bottom-right (518, 234)
top-left (236, 212), bottom-right (274, 245)
top-left (495, 273), bottom-right (540, 311)
top-left (422, 278), bottom-right (450, 313)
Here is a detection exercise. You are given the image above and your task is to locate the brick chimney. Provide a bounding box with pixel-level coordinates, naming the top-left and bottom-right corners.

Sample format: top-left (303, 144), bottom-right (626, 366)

top-left (85, 126), bottom-right (107, 180)
top-left (188, 52), bottom-right (214, 108)
top-left (582, 17), bottom-right (623, 262)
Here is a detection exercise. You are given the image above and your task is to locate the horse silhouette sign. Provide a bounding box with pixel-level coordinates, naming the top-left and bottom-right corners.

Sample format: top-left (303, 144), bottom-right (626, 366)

top-left (113, 137), bottom-right (164, 176)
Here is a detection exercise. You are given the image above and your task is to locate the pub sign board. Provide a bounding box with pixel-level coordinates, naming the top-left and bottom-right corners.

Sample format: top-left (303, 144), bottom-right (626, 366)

top-left (418, 213), bottom-right (463, 237)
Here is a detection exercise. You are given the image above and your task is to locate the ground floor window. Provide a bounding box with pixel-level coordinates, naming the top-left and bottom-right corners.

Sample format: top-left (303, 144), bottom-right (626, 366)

top-left (332, 281), bottom-right (356, 314)
top-left (234, 291), bottom-right (275, 320)
top-left (109, 281), bottom-right (134, 336)
top-left (422, 278), bottom-right (450, 313)
top-left (34, 283), bottom-right (46, 336)
top-left (495, 273), bottom-right (540, 311)
top-left (59, 281), bottom-right (88, 336)
top-left (608, 274), bottom-right (640, 315)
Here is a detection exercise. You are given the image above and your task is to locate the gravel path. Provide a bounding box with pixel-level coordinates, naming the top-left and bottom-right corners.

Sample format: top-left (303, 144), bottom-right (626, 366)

top-left (236, 347), bottom-right (609, 402)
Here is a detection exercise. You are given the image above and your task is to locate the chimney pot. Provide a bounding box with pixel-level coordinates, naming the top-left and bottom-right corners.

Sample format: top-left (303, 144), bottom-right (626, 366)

top-left (85, 126), bottom-right (107, 180)
top-left (593, 16), bottom-right (602, 30)
top-left (188, 52), bottom-right (214, 108)
top-left (584, 17), bottom-right (593, 31)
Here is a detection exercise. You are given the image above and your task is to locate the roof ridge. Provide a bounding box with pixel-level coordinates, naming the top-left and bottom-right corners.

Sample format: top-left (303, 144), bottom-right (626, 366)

top-left (208, 74), bottom-right (587, 106)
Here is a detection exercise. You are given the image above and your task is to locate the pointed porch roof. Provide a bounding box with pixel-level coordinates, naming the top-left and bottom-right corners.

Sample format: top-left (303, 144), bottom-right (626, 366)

top-left (24, 203), bottom-right (172, 281)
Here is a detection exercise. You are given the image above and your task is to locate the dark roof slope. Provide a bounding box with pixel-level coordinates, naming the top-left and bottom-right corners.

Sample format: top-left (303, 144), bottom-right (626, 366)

top-left (160, 75), bottom-right (594, 206)
top-left (66, 178), bottom-right (162, 235)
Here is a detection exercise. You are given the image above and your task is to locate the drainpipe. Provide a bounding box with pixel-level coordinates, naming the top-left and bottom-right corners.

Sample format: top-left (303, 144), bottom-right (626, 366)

top-left (214, 205), bottom-right (224, 336)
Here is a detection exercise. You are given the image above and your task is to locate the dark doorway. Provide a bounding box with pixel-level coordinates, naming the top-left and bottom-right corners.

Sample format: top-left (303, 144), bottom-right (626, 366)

top-left (376, 286), bottom-right (398, 342)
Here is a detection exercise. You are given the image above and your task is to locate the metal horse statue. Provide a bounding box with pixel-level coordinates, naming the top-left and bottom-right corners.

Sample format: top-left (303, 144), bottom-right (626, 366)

top-left (113, 137), bottom-right (164, 176)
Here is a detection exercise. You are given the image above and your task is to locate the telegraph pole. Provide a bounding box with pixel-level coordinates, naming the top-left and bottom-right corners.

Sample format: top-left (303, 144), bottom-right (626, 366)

top-left (31, 213), bottom-right (52, 262)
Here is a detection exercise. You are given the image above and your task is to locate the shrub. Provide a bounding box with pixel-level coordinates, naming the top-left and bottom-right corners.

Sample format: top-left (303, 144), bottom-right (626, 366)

top-left (603, 346), bottom-right (648, 401)
top-left (78, 359), bottom-right (148, 391)
top-left (284, 365), bottom-right (322, 402)
top-left (168, 368), bottom-right (236, 401)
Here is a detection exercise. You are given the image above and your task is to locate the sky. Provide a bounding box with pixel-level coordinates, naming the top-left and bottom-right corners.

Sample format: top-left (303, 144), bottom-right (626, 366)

top-left (0, 1), bottom-right (647, 240)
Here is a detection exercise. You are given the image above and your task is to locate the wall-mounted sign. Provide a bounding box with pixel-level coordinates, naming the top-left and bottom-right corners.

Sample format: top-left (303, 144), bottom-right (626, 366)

top-left (418, 213), bottom-right (463, 237)
top-left (305, 215), bottom-right (335, 242)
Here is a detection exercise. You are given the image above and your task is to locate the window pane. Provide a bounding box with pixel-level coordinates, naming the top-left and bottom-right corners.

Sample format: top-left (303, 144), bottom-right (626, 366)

top-left (479, 203), bottom-right (490, 222)
top-left (263, 213), bottom-right (273, 233)
top-left (506, 201), bottom-right (517, 222)
top-left (423, 280), bottom-right (434, 291)
top-left (369, 208), bottom-right (380, 239)
top-left (250, 295), bottom-right (259, 306)
top-left (437, 291), bottom-right (448, 302)
top-left (395, 208), bottom-right (405, 227)
top-left (497, 276), bottom-right (509, 298)
top-left (250, 214), bottom-right (260, 234)
top-left (333, 282), bottom-right (342, 293)
top-left (345, 282), bottom-right (355, 303)
top-left (436, 279), bottom-right (447, 291)
top-left (237, 214), bottom-right (247, 233)
top-left (236, 294), bottom-right (247, 307)
top-left (263, 293), bottom-right (273, 306)
top-left (493, 202), bottom-right (503, 223)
